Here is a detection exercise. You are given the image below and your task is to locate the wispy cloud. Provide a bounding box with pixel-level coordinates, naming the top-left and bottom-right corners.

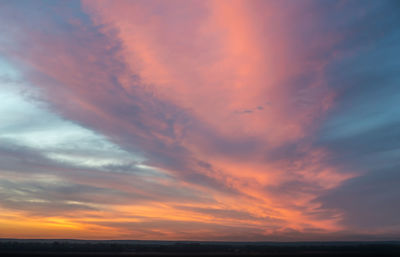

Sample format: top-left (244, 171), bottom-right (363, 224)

top-left (0, 0), bottom-right (399, 240)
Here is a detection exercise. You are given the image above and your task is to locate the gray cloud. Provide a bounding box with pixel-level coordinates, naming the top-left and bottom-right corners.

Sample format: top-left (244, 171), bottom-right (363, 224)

top-left (318, 166), bottom-right (400, 230)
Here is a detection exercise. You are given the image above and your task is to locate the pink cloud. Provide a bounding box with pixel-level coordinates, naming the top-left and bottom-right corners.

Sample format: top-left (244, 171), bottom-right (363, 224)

top-left (0, 0), bottom-right (357, 239)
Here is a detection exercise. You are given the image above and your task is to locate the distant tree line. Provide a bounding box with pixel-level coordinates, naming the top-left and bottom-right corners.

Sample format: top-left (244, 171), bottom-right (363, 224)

top-left (1, 241), bottom-right (400, 256)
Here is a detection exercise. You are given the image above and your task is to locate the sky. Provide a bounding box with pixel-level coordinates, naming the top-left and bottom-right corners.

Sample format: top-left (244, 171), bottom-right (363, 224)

top-left (0, 0), bottom-right (399, 241)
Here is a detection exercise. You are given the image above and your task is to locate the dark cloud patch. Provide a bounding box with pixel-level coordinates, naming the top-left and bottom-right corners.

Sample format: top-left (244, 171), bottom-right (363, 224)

top-left (317, 166), bottom-right (400, 230)
top-left (234, 104), bottom-right (266, 115)
top-left (0, 140), bottom-right (58, 174)
top-left (0, 179), bottom-right (100, 216)
top-left (304, 0), bottom-right (400, 231)
top-left (265, 179), bottom-right (323, 199)
top-left (317, 122), bottom-right (400, 172)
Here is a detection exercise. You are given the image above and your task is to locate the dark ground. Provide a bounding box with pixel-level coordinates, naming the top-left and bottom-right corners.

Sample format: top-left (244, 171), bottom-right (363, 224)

top-left (1, 239), bottom-right (400, 257)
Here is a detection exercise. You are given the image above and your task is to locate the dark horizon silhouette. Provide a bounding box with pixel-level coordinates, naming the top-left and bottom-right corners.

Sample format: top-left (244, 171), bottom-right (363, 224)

top-left (1, 239), bottom-right (400, 256)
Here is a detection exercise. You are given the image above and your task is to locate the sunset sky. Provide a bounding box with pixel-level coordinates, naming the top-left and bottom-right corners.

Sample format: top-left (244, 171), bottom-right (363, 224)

top-left (0, 0), bottom-right (399, 241)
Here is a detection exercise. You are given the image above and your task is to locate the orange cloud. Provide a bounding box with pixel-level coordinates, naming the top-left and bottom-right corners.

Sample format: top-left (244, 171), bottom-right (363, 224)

top-left (0, 0), bottom-right (358, 240)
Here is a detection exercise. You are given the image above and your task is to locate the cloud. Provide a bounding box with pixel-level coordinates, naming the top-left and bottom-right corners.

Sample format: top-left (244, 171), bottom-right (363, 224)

top-left (318, 166), bottom-right (400, 231)
top-left (0, 0), bottom-right (399, 240)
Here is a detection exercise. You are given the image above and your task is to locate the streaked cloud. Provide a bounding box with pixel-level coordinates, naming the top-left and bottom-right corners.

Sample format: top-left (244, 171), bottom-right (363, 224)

top-left (0, 0), bottom-right (399, 240)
